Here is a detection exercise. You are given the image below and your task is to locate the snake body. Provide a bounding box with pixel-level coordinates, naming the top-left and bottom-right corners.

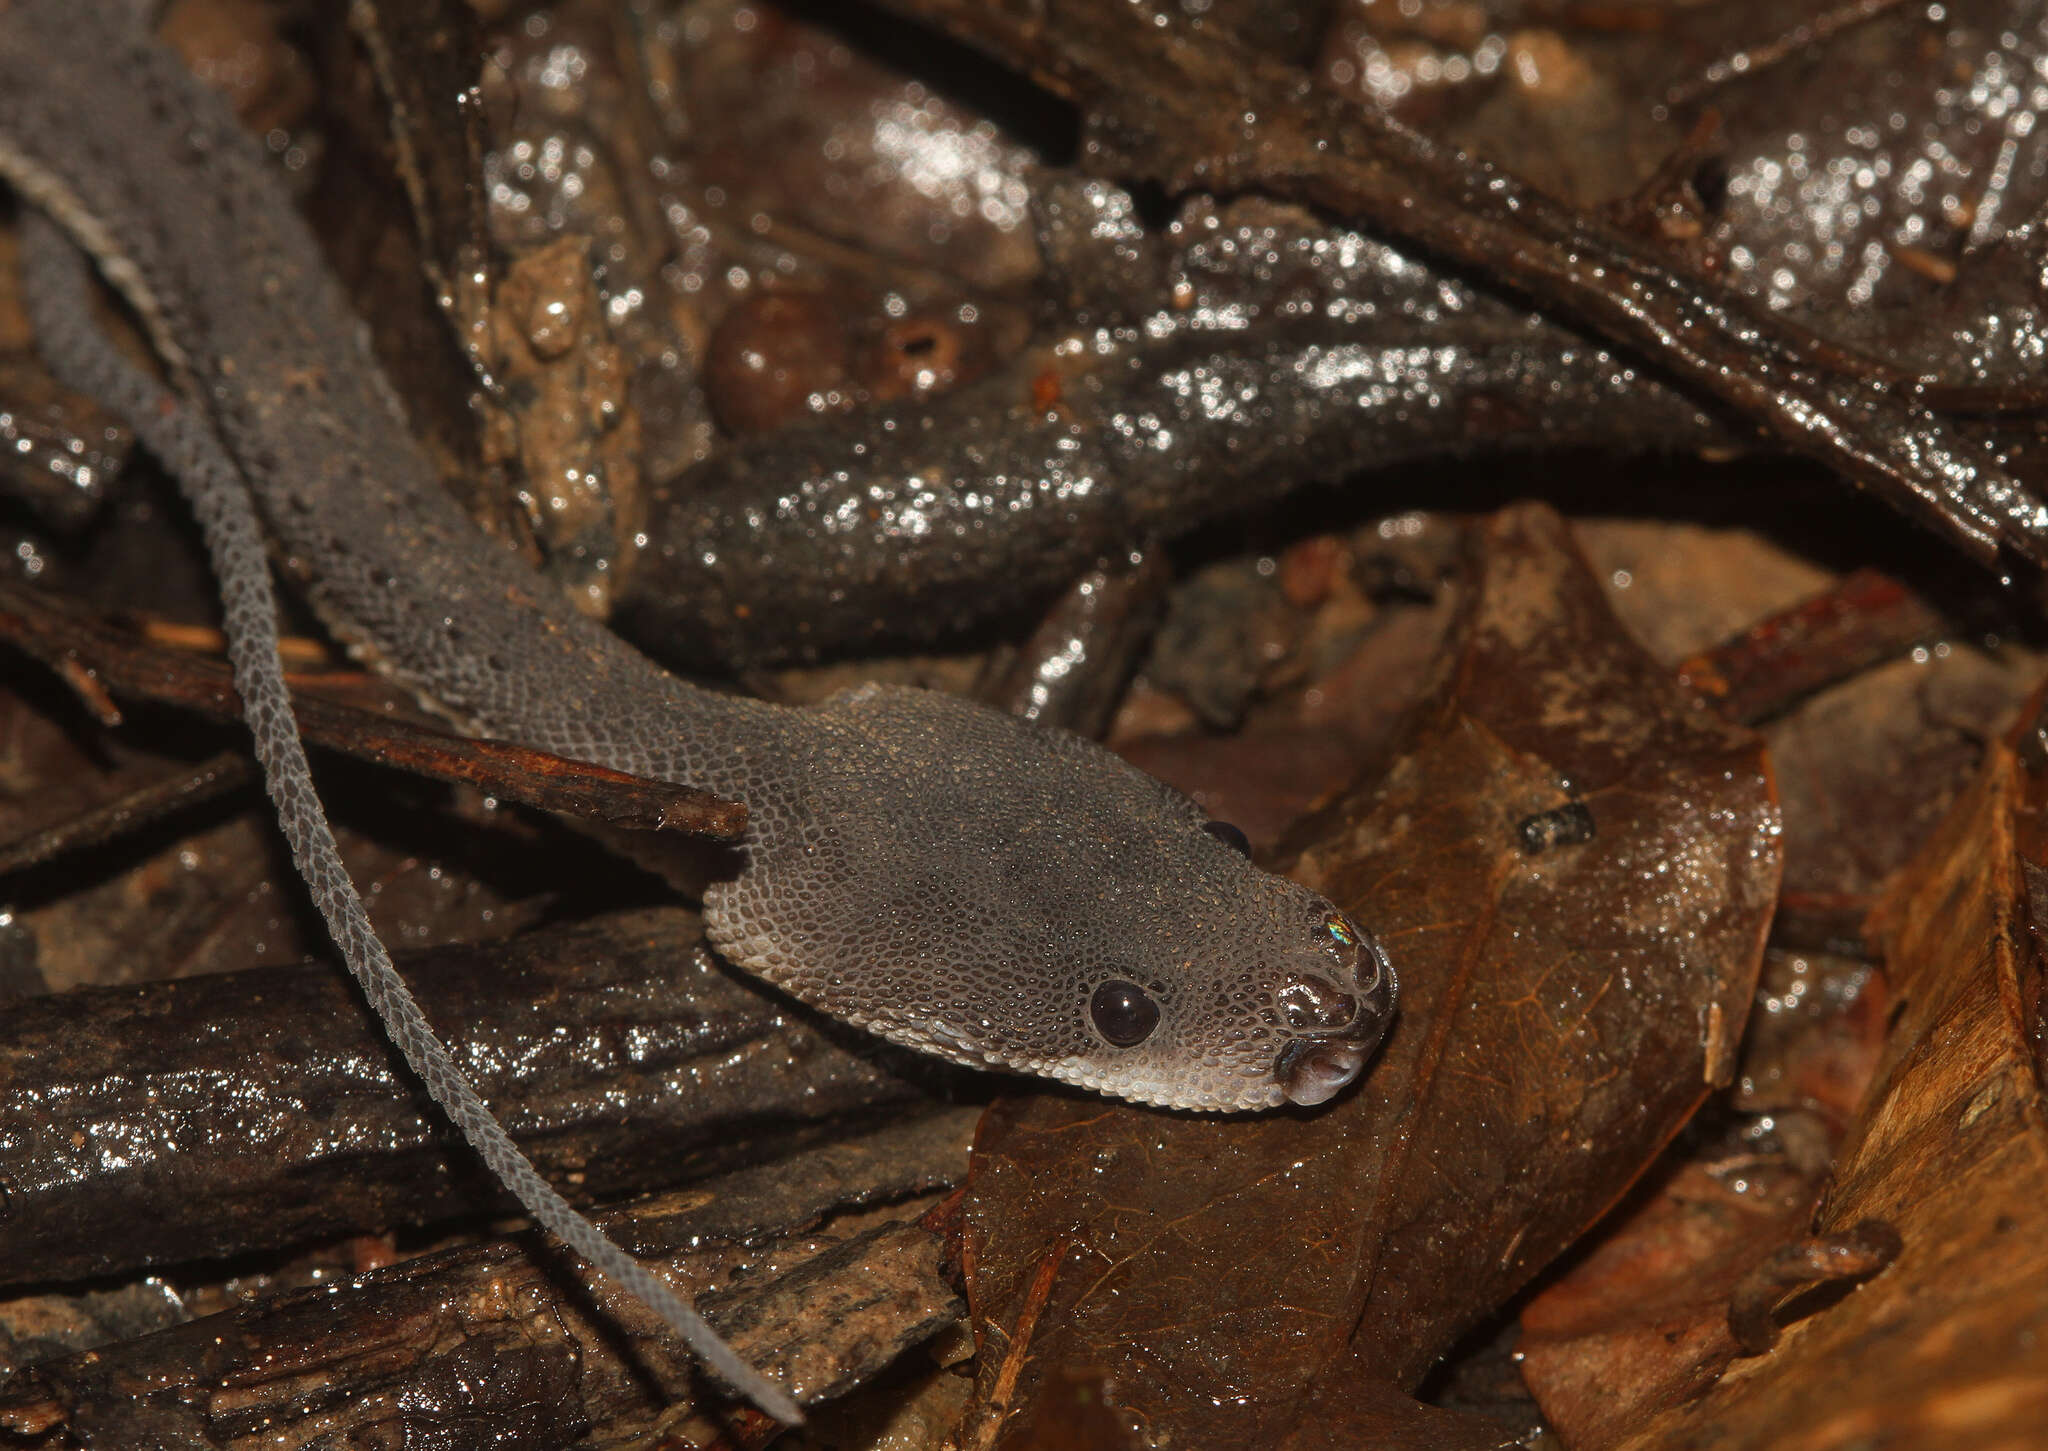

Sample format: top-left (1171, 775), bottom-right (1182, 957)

top-left (0, 2), bottom-right (1394, 1417)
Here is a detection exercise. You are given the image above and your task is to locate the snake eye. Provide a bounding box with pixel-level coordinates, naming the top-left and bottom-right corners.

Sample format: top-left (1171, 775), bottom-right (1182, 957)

top-left (1203, 819), bottom-right (1251, 856)
top-left (1090, 980), bottom-right (1160, 1047)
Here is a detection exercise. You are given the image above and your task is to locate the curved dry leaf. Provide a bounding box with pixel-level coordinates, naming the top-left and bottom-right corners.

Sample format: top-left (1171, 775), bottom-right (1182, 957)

top-left (1515, 951), bottom-right (1890, 1448)
top-left (957, 502), bottom-right (1780, 1448)
top-left (1609, 684), bottom-right (2048, 1449)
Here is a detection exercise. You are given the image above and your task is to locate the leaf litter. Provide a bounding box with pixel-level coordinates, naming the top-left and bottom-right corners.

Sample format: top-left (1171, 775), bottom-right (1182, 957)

top-left (955, 505), bottom-right (1780, 1448)
top-left (5, 2), bottom-right (2048, 1447)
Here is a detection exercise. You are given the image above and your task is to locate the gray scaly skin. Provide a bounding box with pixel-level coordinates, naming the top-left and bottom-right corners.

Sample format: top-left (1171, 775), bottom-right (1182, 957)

top-left (12, 210), bottom-right (808, 1417)
top-left (0, 1), bottom-right (1396, 1417)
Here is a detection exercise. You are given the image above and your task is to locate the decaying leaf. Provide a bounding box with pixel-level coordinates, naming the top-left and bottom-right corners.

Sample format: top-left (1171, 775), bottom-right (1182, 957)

top-left (956, 502), bottom-right (1781, 1447)
top-left (1603, 684), bottom-right (2048, 1449)
top-left (1514, 947), bottom-right (1891, 1447)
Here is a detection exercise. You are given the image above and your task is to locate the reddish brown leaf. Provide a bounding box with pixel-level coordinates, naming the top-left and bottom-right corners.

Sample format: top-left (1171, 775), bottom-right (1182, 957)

top-left (1607, 685), bottom-right (2048, 1449)
top-left (1518, 1155), bottom-right (1817, 1448)
top-left (1673, 569), bottom-right (1945, 726)
top-left (1515, 948), bottom-right (1890, 1448)
top-left (957, 502), bottom-right (1780, 1447)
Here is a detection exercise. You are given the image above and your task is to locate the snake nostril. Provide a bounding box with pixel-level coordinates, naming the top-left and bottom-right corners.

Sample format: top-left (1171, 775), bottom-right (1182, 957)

top-left (1277, 974), bottom-right (1358, 1032)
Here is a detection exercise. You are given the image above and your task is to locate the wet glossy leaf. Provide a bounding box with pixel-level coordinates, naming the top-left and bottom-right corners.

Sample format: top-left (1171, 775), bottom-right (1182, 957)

top-left (1605, 683), bottom-right (2048, 1449)
top-left (1514, 948), bottom-right (1890, 1447)
top-left (956, 502), bottom-right (1780, 1447)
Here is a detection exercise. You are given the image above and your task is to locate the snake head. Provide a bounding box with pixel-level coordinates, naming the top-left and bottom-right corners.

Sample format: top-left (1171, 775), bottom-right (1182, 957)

top-left (1269, 905), bottom-right (1398, 1106)
top-left (703, 685), bottom-right (1397, 1112)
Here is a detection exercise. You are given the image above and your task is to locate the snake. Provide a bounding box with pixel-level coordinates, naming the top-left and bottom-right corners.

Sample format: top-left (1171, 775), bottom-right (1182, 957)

top-left (0, 0), bottom-right (1395, 1419)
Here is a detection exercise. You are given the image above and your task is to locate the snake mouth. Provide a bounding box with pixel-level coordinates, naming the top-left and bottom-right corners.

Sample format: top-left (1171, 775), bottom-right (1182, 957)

top-left (1276, 1037), bottom-right (1375, 1106)
top-left (1273, 944), bottom-right (1399, 1107)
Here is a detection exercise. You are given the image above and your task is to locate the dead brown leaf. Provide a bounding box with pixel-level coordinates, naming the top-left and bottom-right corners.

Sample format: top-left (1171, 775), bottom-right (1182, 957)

top-left (1515, 943), bottom-right (1892, 1447)
top-left (1604, 683), bottom-right (2048, 1450)
top-left (954, 502), bottom-right (1780, 1448)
